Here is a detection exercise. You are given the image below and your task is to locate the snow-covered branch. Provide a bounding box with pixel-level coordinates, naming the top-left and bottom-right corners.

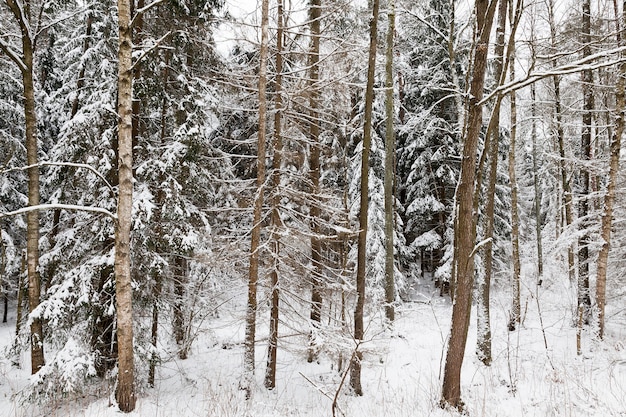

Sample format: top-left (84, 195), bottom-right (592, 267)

top-left (130, 31), bottom-right (173, 71)
top-left (0, 204), bottom-right (117, 220)
top-left (0, 37), bottom-right (26, 71)
top-left (480, 46), bottom-right (626, 104)
top-left (129, 0), bottom-right (168, 28)
top-left (1, 161), bottom-right (116, 196)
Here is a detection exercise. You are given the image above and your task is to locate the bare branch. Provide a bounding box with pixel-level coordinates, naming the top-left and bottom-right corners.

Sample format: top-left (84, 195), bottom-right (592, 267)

top-left (0, 204), bottom-right (117, 220)
top-left (0, 37), bottom-right (26, 71)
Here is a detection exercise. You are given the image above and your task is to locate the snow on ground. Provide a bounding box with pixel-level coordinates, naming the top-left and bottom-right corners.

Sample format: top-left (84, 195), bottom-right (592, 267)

top-left (1, 271), bottom-right (625, 417)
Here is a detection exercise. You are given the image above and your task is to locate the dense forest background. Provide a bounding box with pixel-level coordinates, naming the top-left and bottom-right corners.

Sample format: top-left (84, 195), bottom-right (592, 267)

top-left (1, 0), bottom-right (626, 414)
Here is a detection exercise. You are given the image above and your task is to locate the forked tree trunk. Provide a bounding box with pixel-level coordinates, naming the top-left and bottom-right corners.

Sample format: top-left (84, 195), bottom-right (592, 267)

top-left (441, 0), bottom-right (497, 409)
top-left (242, 0), bottom-right (269, 398)
top-left (114, 0), bottom-right (136, 411)
top-left (265, 0), bottom-right (284, 389)
top-left (383, 0), bottom-right (396, 325)
top-left (596, 0), bottom-right (625, 339)
top-left (307, 0), bottom-right (323, 363)
top-left (350, 0), bottom-right (380, 397)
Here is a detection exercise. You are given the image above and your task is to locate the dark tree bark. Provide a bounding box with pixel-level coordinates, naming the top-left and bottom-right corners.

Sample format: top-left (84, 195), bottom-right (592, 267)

top-left (242, 0), bottom-right (269, 398)
top-left (383, 0), bottom-right (396, 325)
top-left (264, 0), bottom-right (284, 389)
top-left (350, 0), bottom-right (381, 396)
top-left (307, 0), bottom-right (323, 364)
top-left (441, 0), bottom-right (497, 409)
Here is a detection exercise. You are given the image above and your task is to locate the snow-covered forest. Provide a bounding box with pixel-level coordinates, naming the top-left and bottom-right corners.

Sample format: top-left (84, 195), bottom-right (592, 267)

top-left (1, 0), bottom-right (625, 415)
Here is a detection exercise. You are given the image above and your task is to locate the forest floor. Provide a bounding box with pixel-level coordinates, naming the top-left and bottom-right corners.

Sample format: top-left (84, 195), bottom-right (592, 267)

top-left (1, 267), bottom-right (625, 417)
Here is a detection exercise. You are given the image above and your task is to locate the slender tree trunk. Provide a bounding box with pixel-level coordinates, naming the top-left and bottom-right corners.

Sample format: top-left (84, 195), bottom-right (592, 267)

top-left (173, 256), bottom-right (189, 359)
top-left (114, 0), bottom-right (136, 410)
top-left (548, 0), bottom-right (575, 285)
top-left (383, 0), bottom-right (396, 324)
top-left (350, 0), bottom-right (380, 396)
top-left (307, 0), bottom-right (323, 363)
top-left (530, 83), bottom-right (544, 285)
top-left (441, 0), bottom-right (497, 409)
top-left (508, 33), bottom-right (521, 331)
top-left (3, 0), bottom-right (46, 375)
top-left (265, 0), bottom-right (284, 389)
top-left (477, 0), bottom-right (508, 366)
top-left (243, 0), bottom-right (269, 398)
top-left (148, 273), bottom-right (161, 387)
top-left (578, 0), bottom-right (593, 341)
top-left (596, 0), bottom-right (625, 340)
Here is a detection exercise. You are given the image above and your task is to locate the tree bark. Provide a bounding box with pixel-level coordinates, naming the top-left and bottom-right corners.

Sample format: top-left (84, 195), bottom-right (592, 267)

top-left (530, 83), bottom-right (544, 285)
top-left (243, 0), bottom-right (269, 398)
top-left (596, 0), bottom-right (625, 340)
top-left (477, 0), bottom-right (508, 365)
top-left (114, 0), bottom-right (136, 411)
top-left (507, 11), bottom-right (521, 330)
top-left (578, 0), bottom-right (594, 341)
top-left (307, 0), bottom-right (323, 364)
top-left (3, 0), bottom-right (46, 375)
top-left (350, 0), bottom-right (380, 396)
top-left (383, 0), bottom-right (396, 325)
top-left (547, 0), bottom-right (575, 285)
top-left (265, 0), bottom-right (284, 389)
top-left (441, 0), bottom-right (497, 409)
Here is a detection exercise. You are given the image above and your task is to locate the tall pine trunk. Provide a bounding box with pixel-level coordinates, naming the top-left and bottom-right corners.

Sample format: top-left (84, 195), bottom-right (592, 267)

top-left (307, 0), bottom-right (323, 363)
top-left (441, 0), bottom-right (497, 409)
top-left (530, 83), bottom-right (544, 285)
top-left (265, 0), bottom-right (284, 389)
top-left (383, 0), bottom-right (396, 324)
top-left (243, 0), bottom-right (269, 398)
top-left (350, 0), bottom-right (380, 396)
top-left (114, 0), bottom-right (136, 410)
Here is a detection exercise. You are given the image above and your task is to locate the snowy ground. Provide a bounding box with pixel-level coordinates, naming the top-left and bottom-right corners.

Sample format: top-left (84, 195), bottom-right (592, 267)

top-left (1, 270), bottom-right (625, 417)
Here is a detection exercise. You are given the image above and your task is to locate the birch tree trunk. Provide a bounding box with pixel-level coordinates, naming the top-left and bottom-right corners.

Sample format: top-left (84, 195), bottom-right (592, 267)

top-left (596, 0), bottom-right (625, 339)
top-left (114, 0), bottom-right (136, 410)
top-left (350, 0), bottom-right (380, 396)
top-left (441, 0), bottom-right (497, 409)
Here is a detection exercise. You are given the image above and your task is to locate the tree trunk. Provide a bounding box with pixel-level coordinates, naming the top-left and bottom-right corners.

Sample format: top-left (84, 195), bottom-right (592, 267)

top-left (148, 272), bottom-right (161, 387)
top-left (173, 256), bottom-right (189, 359)
top-left (508, 27), bottom-right (521, 331)
top-left (383, 0), bottom-right (396, 325)
top-left (596, 0), bottom-right (625, 339)
top-left (530, 83), bottom-right (544, 285)
top-left (578, 0), bottom-right (594, 342)
top-left (243, 0), bottom-right (269, 398)
top-left (265, 0), bottom-right (284, 389)
top-left (307, 0), bottom-right (323, 364)
top-left (477, 0), bottom-right (508, 365)
top-left (441, 0), bottom-right (497, 409)
top-left (349, 0), bottom-right (380, 397)
top-left (114, 0), bottom-right (136, 411)
top-left (548, 0), bottom-right (575, 285)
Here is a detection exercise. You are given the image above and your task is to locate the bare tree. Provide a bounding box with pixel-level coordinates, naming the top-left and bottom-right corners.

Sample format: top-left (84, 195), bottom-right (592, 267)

top-left (350, 0), bottom-right (381, 396)
top-left (114, 0), bottom-right (136, 411)
top-left (242, 0), bottom-right (269, 398)
top-left (0, 0), bottom-right (45, 375)
top-left (441, 0), bottom-right (497, 409)
top-left (596, 0), bottom-right (625, 339)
